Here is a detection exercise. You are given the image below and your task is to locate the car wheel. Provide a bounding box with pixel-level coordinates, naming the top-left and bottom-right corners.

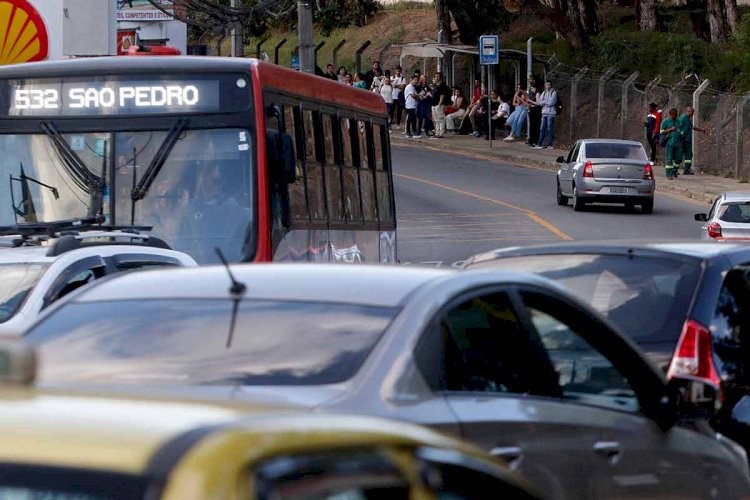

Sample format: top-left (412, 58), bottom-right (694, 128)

top-left (556, 181), bottom-right (568, 206)
top-left (641, 200), bottom-right (654, 214)
top-left (572, 185), bottom-right (585, 212)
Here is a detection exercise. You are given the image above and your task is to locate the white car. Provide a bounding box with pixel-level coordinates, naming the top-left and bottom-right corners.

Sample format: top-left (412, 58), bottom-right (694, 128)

top-left (0, 225), bottom-right (196, 336)
top-left (695, 191), bottom-right (750, 241)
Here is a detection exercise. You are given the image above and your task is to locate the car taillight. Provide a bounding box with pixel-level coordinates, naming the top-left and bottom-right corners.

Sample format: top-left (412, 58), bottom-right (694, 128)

top-left (707, 222), bottom-right (722, 239)
top-left (583, 161), bottom-right (594, 178)
top-left (667, 319), bottom-right (721, 387)
top-left (644, 163), bottom-right (653, 180)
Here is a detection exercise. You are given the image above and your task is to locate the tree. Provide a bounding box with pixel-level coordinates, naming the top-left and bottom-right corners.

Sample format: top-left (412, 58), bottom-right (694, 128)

top-left (445, 1), bottom-right (512, 45)
top-left (725, 0), bottom-right (741, 34)
top-left (708, 0), bottom-right (726, 42)
top-left (436, 0), bottom-right (453, 44)
top-left (635, 0), bottom-right (657, 31)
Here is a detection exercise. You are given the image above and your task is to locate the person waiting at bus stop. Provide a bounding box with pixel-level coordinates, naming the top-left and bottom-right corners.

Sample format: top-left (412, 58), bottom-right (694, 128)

top-left (660, 108), bottom-right (681, 180)
top-left (677, 105), bottom-right (706, 175)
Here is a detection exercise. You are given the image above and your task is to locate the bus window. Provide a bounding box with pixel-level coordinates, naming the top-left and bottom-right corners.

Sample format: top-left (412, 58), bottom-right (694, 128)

top-left (373, 124), bottom-right (393, 224)
top-left (302, 109), bottom-right (326, 221)
top-left (114, 129), bottom-right (254, 263)
top-left (284, 105), bottom-right (308, 221)
top-left (340, 118), bottom-right (362, 224)
top-left (357, 120), bottom-right (370, 170)
top-left (373, 124), bottom-right (384, 170)
top-left (323, 114), bottom-right (343, 221)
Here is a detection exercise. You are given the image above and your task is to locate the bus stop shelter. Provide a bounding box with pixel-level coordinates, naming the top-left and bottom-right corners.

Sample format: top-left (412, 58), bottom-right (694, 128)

top-left (395, 42), bottom-right (549, 92)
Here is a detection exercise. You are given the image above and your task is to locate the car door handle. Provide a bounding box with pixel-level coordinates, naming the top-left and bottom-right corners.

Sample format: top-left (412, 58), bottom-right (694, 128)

top-left (593, 441), bottom-right (622, 464)
top-left (490, 446), bottom-right (524, 469)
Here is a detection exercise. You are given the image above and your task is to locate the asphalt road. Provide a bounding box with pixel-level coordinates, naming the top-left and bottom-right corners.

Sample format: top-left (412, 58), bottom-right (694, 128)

top-left (393, 145), bottom-right (705, 267)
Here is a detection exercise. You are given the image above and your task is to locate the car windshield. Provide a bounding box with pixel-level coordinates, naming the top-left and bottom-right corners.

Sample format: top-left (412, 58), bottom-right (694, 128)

top-left (470, 253), bottom-right (701, 342)
top-left (0, 128), bottom-right (254, 264)
top-left (585, 143), bottom-right (647, 161)
top-left (0, 466), bottom-right (146, 499)
top-left (718, 202), bottom-right (750, 223)
top-left (0, 263), bottom-right (48, 323)
top-left (26, 299), bottom-right (397, 386)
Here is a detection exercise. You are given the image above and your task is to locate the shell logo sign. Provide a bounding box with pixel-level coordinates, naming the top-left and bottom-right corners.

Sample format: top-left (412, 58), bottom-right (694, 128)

top-left (0, 0), bottom-right (47, 65)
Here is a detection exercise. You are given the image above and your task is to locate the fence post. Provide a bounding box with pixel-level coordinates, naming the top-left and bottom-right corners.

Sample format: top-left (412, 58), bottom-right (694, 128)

top-left (332, 39), bottom-right (346, 70)
top-left (570, 67), bottom-right (588, 144)
top-left (693, 79), bottom-right (710, 173)
top-left (596, 67), bottom-right (616, 138)
top-left (378, 43), bottom-right (391, 67)
top-left (314, 41), bottom-right (325, 68)
top-left (255, 35), bottom-right (270, 59)
top-left (355, 41), bottom-right (372, 74)
top-left (736, 92), bottom-right (750, 179)
top-left (274, 38), bottom-right (287, 65)
top-left (620, 71), bottom-right (639, 140)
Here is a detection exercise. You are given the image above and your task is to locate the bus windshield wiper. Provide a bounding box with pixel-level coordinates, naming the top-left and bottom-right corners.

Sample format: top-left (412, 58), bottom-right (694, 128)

top-left (130, 118), bottom-right (187, 225)
top-left (40, 121), bottom-right (103, 217)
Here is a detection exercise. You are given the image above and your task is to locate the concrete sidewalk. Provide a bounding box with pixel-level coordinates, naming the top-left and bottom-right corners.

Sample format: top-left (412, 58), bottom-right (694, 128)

top-left (390, 130), bottom-right (748, 206)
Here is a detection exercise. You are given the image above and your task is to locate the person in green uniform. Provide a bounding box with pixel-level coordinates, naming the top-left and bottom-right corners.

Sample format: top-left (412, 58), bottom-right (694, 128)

top-left (660, 108), bottom-right (681, 180)
top-left (676, 106), bottom-right (706, 175)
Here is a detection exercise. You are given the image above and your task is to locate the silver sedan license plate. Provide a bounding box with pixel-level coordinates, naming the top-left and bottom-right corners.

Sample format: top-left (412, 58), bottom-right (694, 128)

top-left (609, 186), bottom-right (630, 194)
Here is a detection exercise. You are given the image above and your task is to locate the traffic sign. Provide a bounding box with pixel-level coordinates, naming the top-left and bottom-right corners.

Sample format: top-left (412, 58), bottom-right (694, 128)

top-left (479, 35), bottom-right (499, 65)
top-left (291, 55), bottom-right (300, 70)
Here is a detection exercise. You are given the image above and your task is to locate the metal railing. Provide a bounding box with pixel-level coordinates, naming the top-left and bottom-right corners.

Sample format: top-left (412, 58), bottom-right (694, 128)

top-left (546, 65), bottom-right (750, 179)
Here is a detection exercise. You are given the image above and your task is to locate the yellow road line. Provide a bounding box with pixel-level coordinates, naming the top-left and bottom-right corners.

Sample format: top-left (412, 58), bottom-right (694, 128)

top-left (394, 172), bottom-right (573, 241)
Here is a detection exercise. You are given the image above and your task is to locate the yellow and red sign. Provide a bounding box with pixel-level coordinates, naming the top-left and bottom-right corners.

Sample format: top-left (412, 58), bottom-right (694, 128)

top-left (0, 0), bottom-right (48, 65)
top-left (117, 30), bottom-right (137, 56)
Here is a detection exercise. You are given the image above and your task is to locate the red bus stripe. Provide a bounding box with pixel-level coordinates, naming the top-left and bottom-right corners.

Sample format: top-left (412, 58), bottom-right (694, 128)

top-left (255, 60), bottom-right (387, 116)
top-left (251, 61), bottom-right (271, 262)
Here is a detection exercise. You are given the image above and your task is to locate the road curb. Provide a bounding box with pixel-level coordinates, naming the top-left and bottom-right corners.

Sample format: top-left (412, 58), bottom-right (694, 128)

top-left (391, 135), bottom-right (718, 205)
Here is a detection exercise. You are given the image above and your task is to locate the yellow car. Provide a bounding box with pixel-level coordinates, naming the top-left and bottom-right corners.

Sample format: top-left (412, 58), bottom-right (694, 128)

top-left (0, 343), bottom-right (539, 499)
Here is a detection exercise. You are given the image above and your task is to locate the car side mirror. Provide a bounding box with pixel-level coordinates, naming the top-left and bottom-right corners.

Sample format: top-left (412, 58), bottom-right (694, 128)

top-left (660, 376), bottom-right (720, 429)
top-left (694, 213), bottom-right (708, 222)
top-left (556, 156), bottom-right (565, 163)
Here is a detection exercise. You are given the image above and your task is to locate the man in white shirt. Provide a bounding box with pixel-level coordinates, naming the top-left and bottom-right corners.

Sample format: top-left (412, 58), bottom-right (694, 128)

top-left (404, 75), bottom-right (420, 138)
top-left (390, 66), bottom-right (406, 129)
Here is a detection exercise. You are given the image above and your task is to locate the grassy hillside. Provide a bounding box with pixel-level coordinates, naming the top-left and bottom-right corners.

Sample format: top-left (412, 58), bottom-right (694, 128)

top-left (241, 3), bottom-right (750, 92)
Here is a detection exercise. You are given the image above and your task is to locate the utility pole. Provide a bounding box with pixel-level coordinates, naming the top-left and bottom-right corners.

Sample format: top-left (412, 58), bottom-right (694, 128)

top-left (298, 1), bottom-right (314, 73)
top-left (231, 0), bottom-right (244, 57)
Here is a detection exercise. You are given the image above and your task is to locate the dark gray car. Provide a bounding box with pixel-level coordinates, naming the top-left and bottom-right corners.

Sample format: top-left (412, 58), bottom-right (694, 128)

top-left (23, 265), bottom-right (750, 499)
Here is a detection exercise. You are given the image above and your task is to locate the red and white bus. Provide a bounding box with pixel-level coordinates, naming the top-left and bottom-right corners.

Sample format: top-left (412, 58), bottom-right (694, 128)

top-left (0, 57), bottom-right (396, 264)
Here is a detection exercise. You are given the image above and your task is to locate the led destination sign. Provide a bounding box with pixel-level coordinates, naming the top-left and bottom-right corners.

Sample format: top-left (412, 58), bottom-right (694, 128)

top-left (0, 75), bottom-right (252, 117)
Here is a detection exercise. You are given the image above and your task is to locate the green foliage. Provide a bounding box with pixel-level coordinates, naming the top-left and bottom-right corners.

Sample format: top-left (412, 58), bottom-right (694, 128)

top-left (446, 0), bottom-right (513, 44)
top-left (726, 17), bottom-right (750, 92)
top-left (315, 0), bottom-right (379, 36)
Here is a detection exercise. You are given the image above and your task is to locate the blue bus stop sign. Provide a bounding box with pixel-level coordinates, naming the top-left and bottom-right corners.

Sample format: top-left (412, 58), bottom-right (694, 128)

top-left (479, 35), bottom-right (499, 65)
top-left (291, 56), bottom-right (300, 70)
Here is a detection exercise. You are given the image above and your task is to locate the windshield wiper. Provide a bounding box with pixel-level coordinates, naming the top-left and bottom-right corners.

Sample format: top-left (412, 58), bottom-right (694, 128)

top-left (40, 121), bottom-right (104, 217)
top-left (130, 118), bottom-right (187, 225)
top-left (9, 163), bottom-right (60, 223)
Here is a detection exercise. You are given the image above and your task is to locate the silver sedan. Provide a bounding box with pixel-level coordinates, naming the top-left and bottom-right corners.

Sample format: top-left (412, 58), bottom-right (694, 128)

top-left (695, 191), bottom-right (750, 241)
top-left (556, 139), bottom-right (655, 213)
top-left (22, 264), bottom-right (750, 499)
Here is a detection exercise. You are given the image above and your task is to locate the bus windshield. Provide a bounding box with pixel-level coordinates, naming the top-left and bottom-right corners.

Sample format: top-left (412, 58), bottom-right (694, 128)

top-left (0, 128), bottom-right (254, 264)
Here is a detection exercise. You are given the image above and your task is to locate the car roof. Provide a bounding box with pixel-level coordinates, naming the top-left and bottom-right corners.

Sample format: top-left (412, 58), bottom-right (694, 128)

top-left (0, 243), bottom-right (191, 265)
top-left (0, 246), bottom-right (52, 264)
top-left (579, 139), bottom-right (643, 146)
top-left (73, 264), bottom-right (451, 307)
top-left (0, 388), bottom-right (257, 473)
top-left (466, 239), bottom-right (750, 263)
top-left (720, 191), bottom-right (750, 202)
top-left (0, 388), bottom-right (513, 480)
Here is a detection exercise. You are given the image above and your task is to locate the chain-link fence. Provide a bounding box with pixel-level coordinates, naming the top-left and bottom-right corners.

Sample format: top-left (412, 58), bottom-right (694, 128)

top-left (546, 65), bottom-right (750, 179)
